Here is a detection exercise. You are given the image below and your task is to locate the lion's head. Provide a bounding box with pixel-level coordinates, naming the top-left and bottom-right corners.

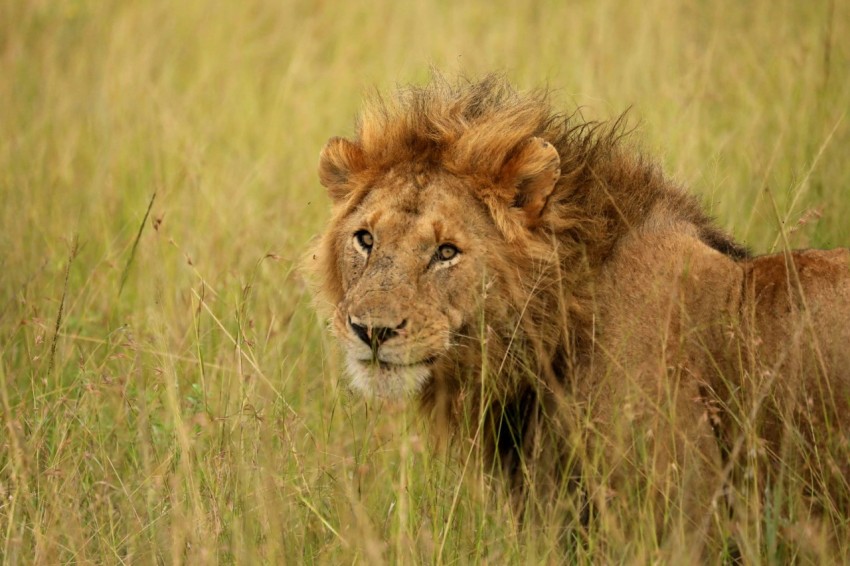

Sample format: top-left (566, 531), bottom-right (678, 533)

top-left (312, 77), bottom-right (581, 400)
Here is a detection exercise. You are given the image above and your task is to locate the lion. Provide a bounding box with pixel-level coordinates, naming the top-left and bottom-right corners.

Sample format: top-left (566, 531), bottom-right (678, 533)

top-left (311, 75), bottom-right (850, 558)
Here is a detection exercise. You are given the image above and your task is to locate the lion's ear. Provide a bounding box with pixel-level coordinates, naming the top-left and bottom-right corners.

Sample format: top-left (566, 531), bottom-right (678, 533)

top-left (318, 137), bottom-right (366, 202)
top-left (502, 137), bottom-right (561, 226)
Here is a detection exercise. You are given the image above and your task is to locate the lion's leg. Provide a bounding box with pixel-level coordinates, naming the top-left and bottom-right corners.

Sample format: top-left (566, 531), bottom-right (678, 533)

top-left (581, 360), bottom-right (726, 562)
top-left (650, 372), bottom-right (727, 561)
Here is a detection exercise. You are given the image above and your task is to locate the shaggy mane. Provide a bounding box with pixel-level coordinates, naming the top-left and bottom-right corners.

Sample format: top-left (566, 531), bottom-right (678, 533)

top-left (356, 75), bottom-right (595, 179)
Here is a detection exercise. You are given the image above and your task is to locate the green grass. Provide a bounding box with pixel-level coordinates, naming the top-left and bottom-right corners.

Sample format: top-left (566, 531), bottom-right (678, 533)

top-left (2, 0), bottom-right (849, 563)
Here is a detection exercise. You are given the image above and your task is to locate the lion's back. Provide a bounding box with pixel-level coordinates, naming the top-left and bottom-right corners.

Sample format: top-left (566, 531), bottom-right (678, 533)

top-left (745, 248), bottom-right (850, 371)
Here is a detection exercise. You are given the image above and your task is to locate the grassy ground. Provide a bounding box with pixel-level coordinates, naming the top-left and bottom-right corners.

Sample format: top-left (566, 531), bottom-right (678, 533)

top-left (1, 0), bottom-right (849, 563)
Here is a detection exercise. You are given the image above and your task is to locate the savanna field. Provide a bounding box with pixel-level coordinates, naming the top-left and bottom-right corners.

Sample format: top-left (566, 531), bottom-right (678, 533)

top-left (2, 0), bottom-right (850, 563)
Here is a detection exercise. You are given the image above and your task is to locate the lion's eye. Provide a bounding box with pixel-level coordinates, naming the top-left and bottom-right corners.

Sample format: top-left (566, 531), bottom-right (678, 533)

top-left (354, 230), bottom-right (373, 252)
top-left (436, 243), bottom-right (460, 262)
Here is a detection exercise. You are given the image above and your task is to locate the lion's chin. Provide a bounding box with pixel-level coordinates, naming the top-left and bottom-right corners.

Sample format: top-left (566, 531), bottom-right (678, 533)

top-left (344, 352), bottom-right (432, 400)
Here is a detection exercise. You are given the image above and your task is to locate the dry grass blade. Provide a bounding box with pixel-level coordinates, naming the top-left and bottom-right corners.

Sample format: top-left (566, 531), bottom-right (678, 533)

top-left (47, 235), bottom-right (78, 377)
top-left (118, 191), bottom-right (156, 297)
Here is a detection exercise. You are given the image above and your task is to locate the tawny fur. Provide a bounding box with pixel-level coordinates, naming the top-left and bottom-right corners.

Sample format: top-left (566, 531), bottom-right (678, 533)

top-left (312, 74), bottom-right (850, 555)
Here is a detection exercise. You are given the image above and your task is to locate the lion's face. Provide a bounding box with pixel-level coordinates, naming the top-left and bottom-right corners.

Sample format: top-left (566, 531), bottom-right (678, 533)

top-left (329, 171), bottom-right (496, 398)
top-left (317, 126), bottom-right (561, 399)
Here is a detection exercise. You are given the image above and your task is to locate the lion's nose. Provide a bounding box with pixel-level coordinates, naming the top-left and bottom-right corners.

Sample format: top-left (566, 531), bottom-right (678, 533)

top-left (348, 316), bottom-right (407, 347)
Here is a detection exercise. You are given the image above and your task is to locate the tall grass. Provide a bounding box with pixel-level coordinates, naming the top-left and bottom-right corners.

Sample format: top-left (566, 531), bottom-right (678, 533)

top-left (1, 0), bottom-right (848, 562)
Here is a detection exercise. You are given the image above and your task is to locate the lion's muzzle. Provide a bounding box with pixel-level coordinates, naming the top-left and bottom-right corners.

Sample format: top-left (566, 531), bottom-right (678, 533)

top-left (348, 315), bottom-right (407, 351)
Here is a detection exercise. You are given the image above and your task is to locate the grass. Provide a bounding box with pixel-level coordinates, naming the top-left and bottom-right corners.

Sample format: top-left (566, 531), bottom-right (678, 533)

top-left (1, 0), bottom-right (849, 563)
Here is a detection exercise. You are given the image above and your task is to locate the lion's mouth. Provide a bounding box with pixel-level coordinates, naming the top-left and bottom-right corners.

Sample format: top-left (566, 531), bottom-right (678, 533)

top-left (356, 356), bottom-right (438, 370)
top-left (344, 351), bottom-right (435, 399)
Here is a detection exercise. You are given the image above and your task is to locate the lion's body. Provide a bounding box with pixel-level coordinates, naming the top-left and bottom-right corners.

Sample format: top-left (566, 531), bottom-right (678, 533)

top-left (582, 219), bottom-right (850, 542)
top-left (313, 75), bottom-right (850, 554)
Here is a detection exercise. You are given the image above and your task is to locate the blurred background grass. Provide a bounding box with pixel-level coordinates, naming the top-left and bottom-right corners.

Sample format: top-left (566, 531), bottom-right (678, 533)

top-left (1, 0), bottom-right (848, 562)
